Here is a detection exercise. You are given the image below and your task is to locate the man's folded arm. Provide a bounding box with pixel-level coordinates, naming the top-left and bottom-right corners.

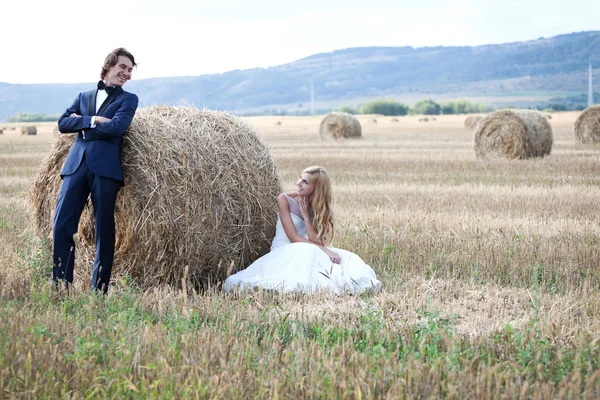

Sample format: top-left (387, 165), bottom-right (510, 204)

top-left (83, 94), bottom-right (139, 140)
top-left (57, 94), bottom-right (93, 133)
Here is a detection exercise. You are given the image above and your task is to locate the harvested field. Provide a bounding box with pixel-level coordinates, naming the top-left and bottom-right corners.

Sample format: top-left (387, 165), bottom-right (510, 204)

top-left (1, 112), bottom-right (600, 398)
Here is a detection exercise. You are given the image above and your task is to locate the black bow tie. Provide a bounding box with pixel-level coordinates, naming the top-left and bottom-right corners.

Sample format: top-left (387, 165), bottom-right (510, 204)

top-left (97, 81), bottom-right (116, 95)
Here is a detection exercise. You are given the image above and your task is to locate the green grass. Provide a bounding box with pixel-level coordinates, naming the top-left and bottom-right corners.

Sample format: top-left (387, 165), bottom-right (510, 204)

top-left (1, 245), bottom-right (600, 398)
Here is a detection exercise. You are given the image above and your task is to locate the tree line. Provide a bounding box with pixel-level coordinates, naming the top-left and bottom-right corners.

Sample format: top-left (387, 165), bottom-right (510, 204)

top-left (340, 99), bottom-right (489, 116)
top-left (5, 112), bottom-right (61, 123)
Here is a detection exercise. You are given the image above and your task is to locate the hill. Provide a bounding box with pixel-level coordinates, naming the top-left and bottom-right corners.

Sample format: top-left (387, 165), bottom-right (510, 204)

top-left (1, 31), bottom-right (599, 120)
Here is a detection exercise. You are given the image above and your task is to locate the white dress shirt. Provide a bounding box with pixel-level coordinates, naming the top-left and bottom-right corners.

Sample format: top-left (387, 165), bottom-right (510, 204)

top-left (84, 85), bottom-right (111, 137)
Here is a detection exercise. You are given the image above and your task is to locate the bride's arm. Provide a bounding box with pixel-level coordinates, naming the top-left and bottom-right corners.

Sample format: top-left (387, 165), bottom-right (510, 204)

top-left (277, 194), bottom-right (341, 263)
top-left (278, 193), bottom-right (312, 243)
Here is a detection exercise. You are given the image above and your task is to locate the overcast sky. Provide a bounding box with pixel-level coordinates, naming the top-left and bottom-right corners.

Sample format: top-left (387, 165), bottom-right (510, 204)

top-left (1, 0), bottom-right (598, 84)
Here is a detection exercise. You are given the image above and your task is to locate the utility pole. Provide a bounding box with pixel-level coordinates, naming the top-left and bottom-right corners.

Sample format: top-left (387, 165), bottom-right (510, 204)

top-left (588, 63), bottom-right (594, 108)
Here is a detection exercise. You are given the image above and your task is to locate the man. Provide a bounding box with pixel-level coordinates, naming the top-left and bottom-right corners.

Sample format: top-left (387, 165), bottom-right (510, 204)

top-left (53, 48), bottom-right (138, 294)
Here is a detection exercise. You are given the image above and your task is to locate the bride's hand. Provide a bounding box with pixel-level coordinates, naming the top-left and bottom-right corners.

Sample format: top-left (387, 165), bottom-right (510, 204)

top-left (324, 249), bottom-right (341, 264)
top-left (298, 196), bottom-right (311, 219)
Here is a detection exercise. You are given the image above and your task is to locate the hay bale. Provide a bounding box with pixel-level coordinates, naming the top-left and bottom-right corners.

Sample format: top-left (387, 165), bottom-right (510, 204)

top-left (474, 109), bottom-right (553, 159)
top-left (21, 126), bottom-right (37, 135)
top-left (369, 119), bottom-right (377, 124)
top-left (0, 128), bottom-right (3, 135)
top-left (418, 117), bottom-right (429, 122)
top-left (319, 112), bottom-right (361, 139)
top-left (391, 118), bottom-right (399, 122)
top-left (574, 105), bottom-right (600, 144)
top-left (275, 121), bottom-right (282, 126)
top-left (464, 116), bottom-right (482, 130)
top-left (28, 106), bottom-right (281, 289)
top-left (431, 117), bottom-right (437, 121)
top-left (545, 114), bottom-right (552, 120)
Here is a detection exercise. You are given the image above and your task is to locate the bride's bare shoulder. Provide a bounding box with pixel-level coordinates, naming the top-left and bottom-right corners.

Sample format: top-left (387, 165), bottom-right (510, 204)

top-left (278, 192), bottom-right (299, 201)
top-left (284, 192), bottom-right (299, 201)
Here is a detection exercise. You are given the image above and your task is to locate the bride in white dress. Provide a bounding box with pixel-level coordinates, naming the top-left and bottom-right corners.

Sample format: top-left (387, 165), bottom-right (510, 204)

top-left (224, 166), bottom-right (381, 295)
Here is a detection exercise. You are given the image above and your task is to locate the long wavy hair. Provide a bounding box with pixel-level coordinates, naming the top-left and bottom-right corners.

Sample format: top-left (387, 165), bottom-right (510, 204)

top-left (304, 166), bottom-right (335, 245)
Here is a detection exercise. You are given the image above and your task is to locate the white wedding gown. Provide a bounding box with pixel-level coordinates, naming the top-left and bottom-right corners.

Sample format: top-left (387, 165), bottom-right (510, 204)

top-left (224, 195), bottom-right (381, 295)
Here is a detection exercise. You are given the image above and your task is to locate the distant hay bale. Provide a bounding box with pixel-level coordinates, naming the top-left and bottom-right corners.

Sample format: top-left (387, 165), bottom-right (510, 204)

top-left (418, 117), bottom-right (429, 122)
top-left (431, 117), bottom-right (437, 121)
top-left (391, 118), bottom-right (399, 122)
top-left (0, 128), bottom-right (3, 134)
top-left (275, 121), bottom-right (282, 126)
top-left (28, 106), bottom-right (281, 289)
top-left (319, 112), bottom-right (361, 139)
top-left (545, 114), bottom-right (552, 120)
top-left (370, 119), bottom-right (377, 124)
top-left (574, 105), bottom-right (600, 144)
top-left (474, 109), bottom-right (553, 159)
top-left (21, 126), bottom-right (37, 135)
top-left (464, 116), bottom-right (482, 130)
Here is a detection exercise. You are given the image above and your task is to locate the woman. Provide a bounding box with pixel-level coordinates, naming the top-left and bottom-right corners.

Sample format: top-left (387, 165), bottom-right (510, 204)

top-left (224, 166), bottom-right (381, 295)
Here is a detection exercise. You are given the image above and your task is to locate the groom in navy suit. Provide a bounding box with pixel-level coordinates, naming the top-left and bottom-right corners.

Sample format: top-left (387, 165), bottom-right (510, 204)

top-left (53, 48), bottom-right (138, 294)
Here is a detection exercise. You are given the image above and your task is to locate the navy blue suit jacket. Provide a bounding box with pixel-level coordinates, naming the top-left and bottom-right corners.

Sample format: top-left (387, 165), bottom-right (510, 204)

top-left (57, 87), bottom-right (139, 185)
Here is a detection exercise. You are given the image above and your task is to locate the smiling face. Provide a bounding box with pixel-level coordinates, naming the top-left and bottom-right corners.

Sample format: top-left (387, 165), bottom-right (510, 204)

top-left (104, 55), bottom-right (133, 87)
top-left (296, 172), bottom-right (315, 197)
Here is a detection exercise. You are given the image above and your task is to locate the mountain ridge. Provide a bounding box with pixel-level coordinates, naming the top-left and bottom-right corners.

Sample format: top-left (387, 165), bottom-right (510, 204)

top-left (1, 30), bottom-right (599, 120)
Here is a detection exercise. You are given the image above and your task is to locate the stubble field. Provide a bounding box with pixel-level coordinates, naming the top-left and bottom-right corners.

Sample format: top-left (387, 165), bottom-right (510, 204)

top-left (1, 112), bottom-right (600, 398)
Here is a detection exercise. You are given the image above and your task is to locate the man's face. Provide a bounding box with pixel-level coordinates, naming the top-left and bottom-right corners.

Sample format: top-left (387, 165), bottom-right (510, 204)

top-left (105, 55), bottom-right (133, 87)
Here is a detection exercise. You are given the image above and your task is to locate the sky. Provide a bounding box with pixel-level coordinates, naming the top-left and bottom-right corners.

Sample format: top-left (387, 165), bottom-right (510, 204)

top-left (1, 0), bottom-right (598, 84)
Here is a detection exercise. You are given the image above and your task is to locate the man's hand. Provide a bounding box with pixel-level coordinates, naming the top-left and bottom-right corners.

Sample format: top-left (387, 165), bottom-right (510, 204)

top-left (70, 113), bottom-right (81, 118)
top-left (95, 116), bottom-right (111, 124)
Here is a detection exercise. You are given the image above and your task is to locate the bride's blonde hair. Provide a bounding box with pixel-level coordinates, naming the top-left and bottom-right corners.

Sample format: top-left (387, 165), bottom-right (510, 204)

top-left (304, 166), bottom-right (335, 245)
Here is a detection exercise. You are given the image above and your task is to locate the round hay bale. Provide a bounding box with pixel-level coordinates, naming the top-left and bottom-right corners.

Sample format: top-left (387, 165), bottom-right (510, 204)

top-left (474, 109), bottom-right (553, 159)
top-left (319, 112), bottom-right (361, 139)
top-left (419, 117), bottom-right (429, 122)
top-left (431, 117), bottom-right (437, 121)
top-left (545, 114), bottom-right (552, 120)
top-left (464, 116), bottom-right (482, 130)
top-left (0, 128), bottom-right (3, 135)
top-left (370, 119), bottom-right (377, 124)
top-left (574, 105), bottom-right (600, 144)
top-left (21, 126), bottom-right (37, 135)
top-left (275, 121), bottom-right (282, 126)
top-left (28, 105), bottom-right (281, 289)
top-left (391, 118), bottom-right (399, 122)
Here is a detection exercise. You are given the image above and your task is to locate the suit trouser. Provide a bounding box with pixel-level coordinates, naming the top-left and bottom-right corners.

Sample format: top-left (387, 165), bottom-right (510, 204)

top-left (52, 154), bottom-right (121, 293)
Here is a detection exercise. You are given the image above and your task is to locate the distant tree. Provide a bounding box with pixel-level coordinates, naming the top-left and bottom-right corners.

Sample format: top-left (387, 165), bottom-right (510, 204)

top-left (440, 103), bottom-right (455, 115)
top-left (412, 99), bottom-right (441, 115)
top-left (5, 112), bottom-right (60, 122)
top-left (440, 100), bottom-right (487, 114)
top-left (359, 99), bottom-right (409, 116)
top-left (548, 104), bottom-right (567, 111)
top-left (339, 105), bottom-right (358, 114)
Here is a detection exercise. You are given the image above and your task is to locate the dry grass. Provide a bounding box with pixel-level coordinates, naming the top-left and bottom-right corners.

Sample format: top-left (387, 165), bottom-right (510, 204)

top-left (1, 112), bottom-right (600, 398)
